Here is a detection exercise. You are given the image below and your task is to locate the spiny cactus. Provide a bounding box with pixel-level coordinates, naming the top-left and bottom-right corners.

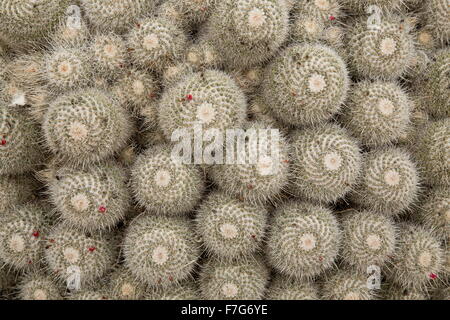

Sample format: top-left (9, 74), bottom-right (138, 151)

top-left (50, 18), bottom-right (91, 49)
top-left (342, 81), bottom-right (412, 147)
top-left (126, 16), bottom-right (188, 72)
top-left (230, 67), bottom-right (265, 96)
top-left (145, 281), bottom-right (200, 300)
top-left (0, 203), bottom-right (51, 271)
top-left (321, 269), bottom-right (376, 300)
top-left (421, 0), bottom-right (450, 45)
top-left (47, 161), bottom-right (130, 233)
top-left (341, 211), bottom-right (396, 272)
top-left (131, 145), bottom-right (205, 216)
top-left (290, 124), bottom-right (362, 204)
top-left (262, 44), bottom-right (349, 127)
top-left (185, 39), bottom-right (223, 71)
top-left (267, 201), bottom-right (340, 279)
top-left (158, 70), bottom-right (247, 139)
top-left (123, 214), bottom-right (200, 287)
top-left (43, 88), bottom-right (132, 168)
top-left (204, 0), bottom-right (289, 69)
top-left (161, 63), bottom-right (194, 88)
top-left (265, 275), bottom-right (319, 300)
top-left (383, 282), bottom-right (430, 300)
top-left (195, 191), bottom-right (268, 260)
top-left (347, 15), bottom-right (414, 80)
top-left (414, 119), bottom-right (450, 187)
top-left (199, 256), bottom-right (270, 300)
top-left (0, 175), bottom-right (36, 213)
top-left (67, 290), bottom-right (109, 300)
top-left (387, 223), bottom-right (444, 290)
top-left (162, 0), bottom-right (218, 28)
top-left (91, 33), bottom-right (127, 81)
top-left (108, 267), bottom-right (146, 300)
top-left (18, 273), bottom-right (63, 300)
top-left (340, 0), bottom-right (406, 13)
top-left (352, 147), bottom-right (419, 215)
top-left (0, 106), bottom-right (44, 175)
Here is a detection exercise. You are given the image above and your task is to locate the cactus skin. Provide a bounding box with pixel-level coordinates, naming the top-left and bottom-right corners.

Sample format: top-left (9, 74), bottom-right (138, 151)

top-left (145, 281), bottom-right (200, 300)
top-left (161, 63), bottom-right (194, 89)
top-left (347, 15), bottom-right (414, 80)
top-left (0, 107), bottom-right (44, 175)
top-left (162, 0), bottom-right (218, 28)
top-left (205, 0), bottom-right (289, 69)
top-left (0, 175), bottom-right (36, 213)
top-left (91, 33), bottom-right (127, 81)
top-left (265, 275), bottom-right (319, 300)
top-left (415, 119), bottom-right (450, 187)
top-left (67, 290), bottom-right (109, 300)
top-left (108, 267), bottom-right (146, 300)
top-left (422, 0), bottom-right (450, 45)
top-left (50, 19), bottom-right (91, 49)
top-left (290, 124), bottom-right (362, 204)
top-left (185, 40), bottom-right (223, 71)
top-left (18, 273), bottom-right (63, 300)
top-left (43, 88), bottom-right (132, 168)
top-left (352, 148), bottom-right (419, 216)
top-left (417, 187), bottom-right (450, 242)
top-left (127, 16), bottom-right (187, 73)
top-left (196, 191), bottom-right (268, 260)
top-left (80, 0), bottom-right (157, 34)
top-left (0, 203), bottom-right (50, 271)
top-left (48, 161), bottom-right (130, 233)
top-left (321, 269), bottom-right (375, 300)
top-left (383, 282), bottom-right (429, 300)
top-left (123, 214), bottom-right (200, 287)
top-left (262, 44), bottom-right (349, 127)
top-left (199, 256), bottom-right (270, 300)
top-left (131, 145), bottom-right (205, 216)
top-left (343, 81), bottom-right (412, 147)
top-left (340, 0), bottom-right (404, 12)
top-left (388, 223), bottom-right (444, 290)
top-left (45, 225), bottom-right (116, 286)
top-left (209, 121), bottom-right (290, 205)
top-left (158, 70), bottom-right (247, 139)
top-left (434, 287), bottom-right (450, 300)
top-left (267, 201), bottom-right (340, 279)
top-left (341, 211), bottom-right (396, 272)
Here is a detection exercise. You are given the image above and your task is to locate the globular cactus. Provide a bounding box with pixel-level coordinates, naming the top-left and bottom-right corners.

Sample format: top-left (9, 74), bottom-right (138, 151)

top-left (162, 0), bottom-right (218, 28)
top-left (209, 121), bottom-right (290, 205)
top-left (67, 290), bottom-right (109, 300)
top-left (5, 53), bottom-right (44, 91)
top-left (108, 267), bottom-right (146, 300)
top-left (91, 33), bottom-right (127, 81)
top-left (342, 81), bottom-right (412, 147)
top-left (42, 88), bottom-right (132, 168)
top-left (352, 147), bottom-right (419, 215)
top-left (414, 119), bottom-right (449, 187)
top-left (347, 15), bottom-right (414, 80)
top-left (45, 225), bottom-right (116, 286)
top-left (417, 187), bottom-right (450, 242)
top-left (0, 175), bottom-right (36, 213)
top-left (131, 145), bottom-right (205, 216)
top-left (434, 287), bottom-right (450, 300)
top-left (123, 214), bottom-right (200, 287)
top-left (50, 18), bottom-right (91, 49)
top-left (0, 107), bottom-right (44, 175)
top-left (290, 124), bottom-right (362, 204)
top-left (387, 223), bottom-right (444, 290)
top-left (267, 201), bottom-right (340, 279)
top-left (80, 0), bottom-right (157, 34)
top-left (0, 203), bottom-right (50, 271)
top-left (47, 161), bottom-right (130, 233)
top-left (205, 0), bottom-right (290, 69)
top-left (340, 0), bottom-right (405, 13)
top-left (18, 273), bottom-right (62, 300)
top-left (158, 70), bottom-right (247, 139)
top-left (145, 281), bottom-right (199, 300)
top-left (248, 97), bottom-right (287, 134)
top-left (199, 256), bottom-right (270, 300)
top-left (195, 191), bottom-right (268, 260)
top-left (185, 39), bottom-right (223, 71)
top-left (265, 275), bottom-right (319, 300)
top-left (230, 67), bottom-right (265, 96)
top-left (161, 63), bottom-right (194, 89)
top-left (262, 44), bottom-right (349, 127)
top-left (321, 269), bottom-right (376, 300)
top-left (421, 0), bottom-right (450, 45)
top-left (341, 211), bottom-right (396, 272)
top-left (126, 16), bottom-right (187, 72)
top-left (383, 282), bottom-right (430, 300)
top-left (0, 269), bottom-right (16, 296)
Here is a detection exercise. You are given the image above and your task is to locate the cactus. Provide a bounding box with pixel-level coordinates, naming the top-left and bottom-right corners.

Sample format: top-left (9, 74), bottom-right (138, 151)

top-left (341, 211), bottom-right (396, 272)
top-left (0, 175), bottom-right (36, 213)
top-left (108, 267), bottom-right (146, 300)
top-left (42, 88), bottom-right (132, 168)
top-left (45, 225), bottom-right (116, 286)
top-left (414, 119), bottom-right (450, 187)
top-left (0, 106), bottom-right (44, 175)
top-left (195, 191), bottom-right (268, 260)
top-left (387, 223), bottom-right (444, 290)
top-left (265, 275), bottom-right (319, 300)
top-left (0, 203), bottom-right (50, 271)
top-left (50, 18), bottom-right (91, 49)
top-left (321, 269), bottom-right (376, 300)
top-left (162, 0), bottom-right (218, 28)
top-left (340, 0), bottom-right (405, 13)
top-left (421, 0), bottom-right (450, 45)
top-left (347, 15), bottom-right (414, 79)
top-left (267, 201), bottom-right (340, 279)
top-left (383, 282), bottom-right (430, 300)
top-left (67, 290), bottom-right (109, 300)
top-left (18, 273), bottom-right (63, 300)
top-left (290, 124), bottom-right (362, 204)
top-left (199, 256), bottom-right (269, 300)
top-left (48, 161), bottom-right (130, 233)
top-left (158, 70), bottom-right (247, 139)
top-left (145, 281), bottom-right (199, 300)
top-left (352, 147), bottom-right (419, 215)
top-left (262, 44), bottom-right (349, 127)
top-left (126, 16), bottom-right (187, 72)
top-left (342, 81), bottom-right (412, 147)
top-left (417, 187), bottom-right (450, 242)
top-left (131, 145), bottom-right (205, 216)
top-left (91, 33), bottom-right (127, 81)
top-left (185, 39), bottom-right (223, 71)
top-left (161, 63), bottom-right (194, 89)
top-left (123, 214), bottom-right (200, 287)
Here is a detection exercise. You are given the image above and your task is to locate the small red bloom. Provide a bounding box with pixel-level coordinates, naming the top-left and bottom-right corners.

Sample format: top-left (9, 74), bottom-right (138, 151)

top-left (429, 273), bottom-right (437, 279)
top-left (186, 94), bottom-right (193, 101)
top-left (88, 247), bottom-right (96, 252)
top-left (98, 206), bottom-right (107, 213)
top-left (329, 16), bottom-right (336, 21)
top-left (169, 276), bottom-right (174, 281)
top-left (1, 138), bottom-right (6, 146)
top-left (32, 231), bottom-right (39, 238)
